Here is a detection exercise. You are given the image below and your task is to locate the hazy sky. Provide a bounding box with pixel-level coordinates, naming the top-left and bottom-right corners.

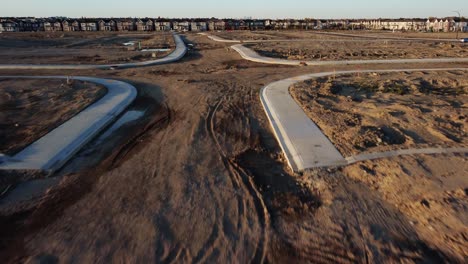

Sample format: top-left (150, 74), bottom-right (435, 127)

top-left (1, 0), bottom-right (466, 18)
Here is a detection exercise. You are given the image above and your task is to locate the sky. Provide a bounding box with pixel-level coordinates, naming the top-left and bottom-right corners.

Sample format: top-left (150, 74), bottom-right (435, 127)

top-left (1, 0), bottom-right (467, 19)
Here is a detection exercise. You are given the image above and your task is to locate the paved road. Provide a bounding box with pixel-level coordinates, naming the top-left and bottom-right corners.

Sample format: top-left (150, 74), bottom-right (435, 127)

top-left (0, 34), bottom-right (187, 70)
top-left (231, 44), bottom-right (468, 66)
top-left (260, 68), bottom-right (468, 172)
top-left (0, 76), bottom-right (137, 173)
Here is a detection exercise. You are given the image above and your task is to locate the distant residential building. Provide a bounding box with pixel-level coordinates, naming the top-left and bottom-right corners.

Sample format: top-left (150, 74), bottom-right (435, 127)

top-left (80, 21), bottom-right (98, 31)
top-left (116, 19), bottom-right (136, 31)
top-left (155, 20), bottom-right (172, 31)
top-left (225, 20), bottom-right (239, 30)
top-left (3, 21), bottom-right (20, 32)
top-left (71, 20), bottom-right (81, 31)
top-left (18, 19), bottom-right (43, 32)
top-left (190, 21), bottom-right (207, 32)
top-left (457, 21), bottom-right (468, 32)
top-left (173, 21), bottom-right (190, 31)
top-left (44, 21), bottom-right (63, 31)
top-left (98, 20), bottom-right (117, 31)
top-left (247, 20), bottom-right (266, 30)
top-left (62, 20), bottom-right (72, 31)
top-left (208, 20), bottom-right (226, 31)
top-left (2, 16), bottom-right (466, 33)
top-left (137, 19), bottom-right (154, 31)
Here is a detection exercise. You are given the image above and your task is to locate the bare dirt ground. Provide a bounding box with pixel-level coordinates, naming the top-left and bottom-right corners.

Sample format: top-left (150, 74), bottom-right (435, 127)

top-left (315, 30), bottom-right (468, 40)
top-left (0, 78), bottom-right (106, 155)
top-left (249, 40), bottom-right (468, 61)
top-left (212, 30), bottom-right (468, 41)
top-left (342, 154), bottom-right (468, 260)
top-left (212, 30), bottom-right (285, 40)
top-left (290, 70), bottom-right (468, 156)
top-left (0, 33), bottom-right (467, 263)
top-left (212, 30), bottom-right (344, 41)
top-left (0, 32), bottom-right (174, 64)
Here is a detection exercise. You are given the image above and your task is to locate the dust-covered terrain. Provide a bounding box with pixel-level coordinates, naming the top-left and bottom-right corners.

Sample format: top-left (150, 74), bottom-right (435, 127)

top-left (0, 32), bottom-right (174, 64)
top-left (212, 30), bottom-right (468, 42)
top-left (0, 78), bottom-right (106, 155)
top-left (0, 32), bottom-right (467, 263)
top-left (343, 154), bottom-right (468, 260)
top-left (249, 41), bottom-right (468, 61)
top-left (312, 30), bottom-right (468, 40)
top-left (290, 70), bottom-right (467, 156)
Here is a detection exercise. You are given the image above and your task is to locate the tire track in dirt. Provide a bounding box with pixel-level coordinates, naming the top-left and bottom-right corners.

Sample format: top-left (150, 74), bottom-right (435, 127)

top-left (110, 103), bottom-right (173, 169)
top-left (189, 99), bottom-right (232, 264)
top-left (335, 175), bottom-right (453, 262)
top-left (202, 97), bottom-right (270, 263)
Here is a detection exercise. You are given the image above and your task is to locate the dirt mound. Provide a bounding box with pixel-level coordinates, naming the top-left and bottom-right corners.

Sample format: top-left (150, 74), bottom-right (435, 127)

top-left (290, 70), bottom-right (468, 155)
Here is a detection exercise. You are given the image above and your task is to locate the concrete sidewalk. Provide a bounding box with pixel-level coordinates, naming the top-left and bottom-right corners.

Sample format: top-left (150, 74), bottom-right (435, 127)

top-left (0, 76), bottom-right (137, 173)
top-left (0, 34), bottom-right (187, 70)
top-left (260, 68), bottom-right (468, 172)
top-left (232, 44), bottom-right (468, 66)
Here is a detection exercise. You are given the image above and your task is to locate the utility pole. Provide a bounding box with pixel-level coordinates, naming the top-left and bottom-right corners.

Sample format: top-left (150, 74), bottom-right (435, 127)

top-left (453, 10), bottom-right (461, 39)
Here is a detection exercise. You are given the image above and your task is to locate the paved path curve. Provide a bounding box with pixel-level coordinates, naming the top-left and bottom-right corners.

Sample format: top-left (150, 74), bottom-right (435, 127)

top-left (231, 44), bottom-right (468, 66)
top-left (201, 32), bottom-right (461, 44)
top-left (260, 68), bottom-right (468, 172)
top-left (201, 33), bottom-right (468, 66)
top-left (198, 33), bottom-right (241, 43)
top-left (0, 34), bottom-right (187, 70)
top-left (0, 76), bottom-right (137, 173)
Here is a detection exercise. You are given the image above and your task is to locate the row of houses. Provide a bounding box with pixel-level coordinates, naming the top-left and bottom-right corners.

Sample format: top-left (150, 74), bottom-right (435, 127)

top-left (359, 18), bottom-right (468, 32)
top-left (1, 17), bottom-right (467, 33)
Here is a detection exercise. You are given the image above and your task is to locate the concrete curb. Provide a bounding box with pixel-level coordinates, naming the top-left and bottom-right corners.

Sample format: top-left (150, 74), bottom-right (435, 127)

top-left (260, 68), bottom-right (468, 172)
top-left (0, 34), bottom-right (187, 70)
top-left (0, 76), bottom-right (137, 173)
top-left (231, 44), bottom-right (468, 66)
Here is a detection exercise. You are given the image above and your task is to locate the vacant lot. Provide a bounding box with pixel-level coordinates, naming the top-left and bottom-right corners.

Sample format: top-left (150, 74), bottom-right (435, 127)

top-left (212, 30), bottom-right (345, 41)
top-left (249, 40), bottom-right (468, 61)
top-left (0, 32), bottom-right (174, 64)
top-left (212, 30), bottom-right (284, 40)
top-left (0, 33), bottom-right (467, 263)
top-left (290, 70), bottom-right (467, 156)
top-left (0, 78), bottom-right (106, 155)
top-left (343, 153), bottom-right (468, 260)
top-left (212, 30), bottom-right (468, 42)
top-left (313, 30), bottom-right (468, 40)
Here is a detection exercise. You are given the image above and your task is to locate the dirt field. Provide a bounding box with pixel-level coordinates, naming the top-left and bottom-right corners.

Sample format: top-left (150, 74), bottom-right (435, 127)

top-left (212, 30), bottom-right (468, 41)
top-left (0, 78), bottom-right (106, 155)
top-left (315, 30), bottom-right (468, 40)
top-left (212, 30), bottom-right (345, 41)
top-left (0, 33), bottom-right (467, 263)
top-left (212, 31), bottom-right (285, 40)
top-left (0, 32), bottom-right (174, 64)
top-left (290, 71), bottom-right (467, 156)
top-left (249, 40), bottom-right (468, 61)
top-left (342, 154), bottom-right (468, 260)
